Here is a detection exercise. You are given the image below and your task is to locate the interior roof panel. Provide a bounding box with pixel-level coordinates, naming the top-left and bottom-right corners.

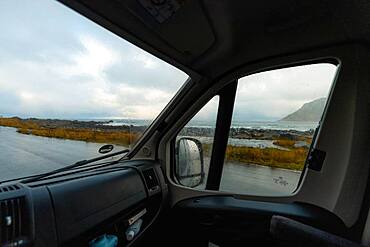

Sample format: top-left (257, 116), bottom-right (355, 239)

top-left (59, 0), bottom-right (370, 79)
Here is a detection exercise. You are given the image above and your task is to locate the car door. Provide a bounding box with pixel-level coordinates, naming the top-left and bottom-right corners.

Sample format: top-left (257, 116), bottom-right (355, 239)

top-left (153, 46), bottom-right (370, 247)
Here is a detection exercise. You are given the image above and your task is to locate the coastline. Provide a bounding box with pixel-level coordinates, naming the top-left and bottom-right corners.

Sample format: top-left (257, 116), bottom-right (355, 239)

top-left (0, 117), bottom-right (311, 170)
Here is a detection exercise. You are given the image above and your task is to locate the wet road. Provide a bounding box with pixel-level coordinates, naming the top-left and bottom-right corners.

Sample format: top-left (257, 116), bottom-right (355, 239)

top-left (0, 127), bottom-right (116, 180)
top-left (192, 157), bottom-right (302, 196)
top-left (220, 162), bottom-right (301, 196)
top-left (0, 126), bottom-right (301, 195)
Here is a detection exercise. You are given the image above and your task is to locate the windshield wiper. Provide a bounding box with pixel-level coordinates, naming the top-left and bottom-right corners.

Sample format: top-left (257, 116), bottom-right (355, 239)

top-left (20, 149), bottom-right (130, 184)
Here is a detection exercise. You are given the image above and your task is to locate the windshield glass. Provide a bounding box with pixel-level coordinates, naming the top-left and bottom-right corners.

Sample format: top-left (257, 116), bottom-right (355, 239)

top-left (0, 0), bottom-right (188, 180)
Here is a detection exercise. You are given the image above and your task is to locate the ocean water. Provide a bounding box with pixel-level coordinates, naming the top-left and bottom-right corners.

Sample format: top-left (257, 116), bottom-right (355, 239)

top-left (228, 120), bottom-right (318, 131)
top-left (97, 119), bottom-right (152, 127)
top-left (98, 119), bottom-right (318, 132)
top-left (191, 136), bottom-right (294, 150)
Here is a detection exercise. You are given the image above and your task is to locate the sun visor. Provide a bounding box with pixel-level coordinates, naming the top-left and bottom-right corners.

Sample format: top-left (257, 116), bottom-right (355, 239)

top-left (122, 0), bottom-right (215, 57)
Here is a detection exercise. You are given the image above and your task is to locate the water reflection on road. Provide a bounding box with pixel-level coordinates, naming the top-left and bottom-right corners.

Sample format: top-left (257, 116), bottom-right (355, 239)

top-left (0, 127), bottom-right (121, 181)
top-left (197, 159), bottom-right (302, 196)
top-left (220, 162), bottom-right (302, 196)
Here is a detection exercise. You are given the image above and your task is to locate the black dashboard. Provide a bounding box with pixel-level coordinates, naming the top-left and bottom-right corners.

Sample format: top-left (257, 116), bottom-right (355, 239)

top-left (0, 159), bottom-right (350, 247)
top-left (0, 160), bottom-right (165, 247)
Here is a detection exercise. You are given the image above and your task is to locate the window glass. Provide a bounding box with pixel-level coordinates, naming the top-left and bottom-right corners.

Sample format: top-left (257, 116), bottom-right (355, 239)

top-left (0, 0), bottom-right (188, 181)
top-left (219, 63), bottom-right (337, 196)
top-left (175, 97), bottom-right (219, 189)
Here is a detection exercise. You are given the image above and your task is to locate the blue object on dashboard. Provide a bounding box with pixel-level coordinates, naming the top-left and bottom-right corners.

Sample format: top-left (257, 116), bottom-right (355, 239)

top-left (89, 234), bottom-right (118, 247)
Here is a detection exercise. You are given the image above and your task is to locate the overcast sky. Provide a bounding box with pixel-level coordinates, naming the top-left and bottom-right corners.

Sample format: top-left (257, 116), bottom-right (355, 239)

top-left (0, 0), bottom-right (188, 120)
top-left (233, 64), bottom-right (337, 121)
top-left (0, 0), bottom-right (337, 122)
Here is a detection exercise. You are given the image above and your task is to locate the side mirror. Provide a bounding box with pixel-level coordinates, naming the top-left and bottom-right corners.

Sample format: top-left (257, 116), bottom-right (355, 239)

top-left (98, 144), bottom-right (114, 154)
top-left (175, 137), bottom-right (205, 188)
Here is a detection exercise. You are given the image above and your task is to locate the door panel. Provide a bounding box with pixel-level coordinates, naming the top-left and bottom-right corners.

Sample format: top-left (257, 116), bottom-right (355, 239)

top-left (171, 196), bottom-right (347, 247)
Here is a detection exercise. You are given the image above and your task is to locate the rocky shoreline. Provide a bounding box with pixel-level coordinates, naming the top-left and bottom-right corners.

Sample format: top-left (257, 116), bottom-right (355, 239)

top-left (0, 117), bottom-right (312, 170)
top-left (1, 117), bottom-right (314, 141)
top-left (15, 118), bottom-right (147, 132)
top-left (180, 126), bottom-right (314, 141)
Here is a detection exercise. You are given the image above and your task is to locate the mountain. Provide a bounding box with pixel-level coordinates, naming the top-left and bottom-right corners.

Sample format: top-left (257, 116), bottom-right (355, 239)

top-left (280, 98), bottom-right (326, 122)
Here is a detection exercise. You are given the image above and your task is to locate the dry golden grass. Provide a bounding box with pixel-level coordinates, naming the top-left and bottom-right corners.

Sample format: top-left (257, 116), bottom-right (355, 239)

top-left (0, 117), bottom-right (38, 129)
top-left (225, 145), bottom-right (308, 170)
top-left (272, 139), bottom-right (296, 148)
top-left (0, 117), bottom-right (138, 146)
top-left (24, 128), bottom-right (139, 146)
top-left (202, 142), bottom-right (308, 171)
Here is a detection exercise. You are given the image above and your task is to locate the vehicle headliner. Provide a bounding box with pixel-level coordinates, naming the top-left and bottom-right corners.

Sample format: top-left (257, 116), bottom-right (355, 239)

top-left (58, 0), bottom-right (366, 81)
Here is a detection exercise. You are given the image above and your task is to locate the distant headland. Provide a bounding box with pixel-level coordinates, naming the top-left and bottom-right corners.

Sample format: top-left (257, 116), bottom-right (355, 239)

top-left (280, 98), bottom-right (326, 122)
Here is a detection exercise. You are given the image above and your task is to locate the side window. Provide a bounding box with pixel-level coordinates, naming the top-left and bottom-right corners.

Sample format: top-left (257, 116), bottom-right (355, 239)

top-left (219, 63), bottom-right (338, 196)
top-left (173, 63), bottom-right (338, 196)
top-left (175, 96), bottom-right (219, 189)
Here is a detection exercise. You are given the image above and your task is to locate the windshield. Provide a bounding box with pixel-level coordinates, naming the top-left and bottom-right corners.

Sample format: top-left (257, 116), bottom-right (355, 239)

top-left (0, 0), bottom-right (188, 180)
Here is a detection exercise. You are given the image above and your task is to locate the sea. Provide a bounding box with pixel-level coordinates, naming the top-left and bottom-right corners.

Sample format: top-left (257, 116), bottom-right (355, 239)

top-left (89, 118), bottom-right (318, 132)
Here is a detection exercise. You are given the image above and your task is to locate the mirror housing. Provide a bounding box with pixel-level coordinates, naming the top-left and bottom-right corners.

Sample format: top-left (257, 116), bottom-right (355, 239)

top-left (98, 144), bottom-right (114, 154)
top-left (175, 137), bottom-right (205, 188)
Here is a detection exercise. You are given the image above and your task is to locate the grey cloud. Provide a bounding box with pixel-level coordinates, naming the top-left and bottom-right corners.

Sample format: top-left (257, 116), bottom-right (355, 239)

top-left (105, 50), bottom-right (187, 91)
top-left (0, 0), bottom-right (188, 120)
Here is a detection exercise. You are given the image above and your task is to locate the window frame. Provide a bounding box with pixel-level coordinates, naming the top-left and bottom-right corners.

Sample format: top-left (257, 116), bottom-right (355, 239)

top-left (205, 81), bottom-right (237, 190)
top-left (170, 59), bottom-right (340, 196)
top-left (170, 93), bottom-right (222, 186)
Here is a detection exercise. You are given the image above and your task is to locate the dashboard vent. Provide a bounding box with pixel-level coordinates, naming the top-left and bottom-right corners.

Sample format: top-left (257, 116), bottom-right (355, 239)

top-left (0, 197), bottom-right (26, 244)
top-left (0, 185), bottom-right (20, 194)
top-left (142, 168), bottom-right (159, 192)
